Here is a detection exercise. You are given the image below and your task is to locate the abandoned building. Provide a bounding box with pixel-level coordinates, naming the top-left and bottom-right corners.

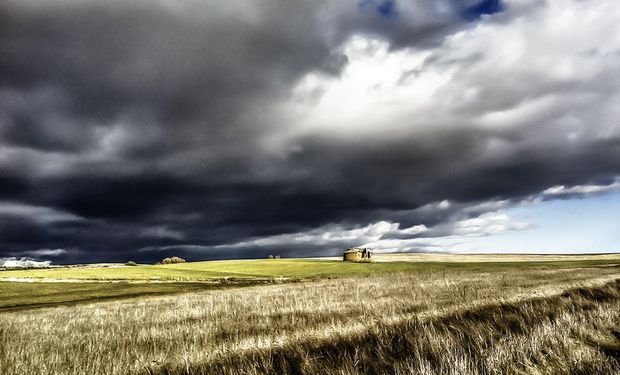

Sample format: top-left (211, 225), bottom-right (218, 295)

top-left (342, 247), bottom-right (372, 262)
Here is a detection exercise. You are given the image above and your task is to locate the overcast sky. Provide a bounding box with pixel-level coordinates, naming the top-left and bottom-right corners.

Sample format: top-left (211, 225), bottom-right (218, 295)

top-left (1, 0), bottom-right (620, 264)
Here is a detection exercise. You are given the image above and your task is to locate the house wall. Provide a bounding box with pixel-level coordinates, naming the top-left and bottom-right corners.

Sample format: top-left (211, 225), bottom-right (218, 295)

top-left (343, 252), bottom-right (362, 261)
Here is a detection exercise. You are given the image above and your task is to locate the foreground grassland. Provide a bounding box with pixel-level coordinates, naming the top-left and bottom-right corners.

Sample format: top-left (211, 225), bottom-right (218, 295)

top-left (1, 257), bottom-right (620, 374)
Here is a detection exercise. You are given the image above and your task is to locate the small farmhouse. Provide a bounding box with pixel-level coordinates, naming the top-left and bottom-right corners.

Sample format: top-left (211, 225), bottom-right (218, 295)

top-left (342, 247), bottom-right (372, 262)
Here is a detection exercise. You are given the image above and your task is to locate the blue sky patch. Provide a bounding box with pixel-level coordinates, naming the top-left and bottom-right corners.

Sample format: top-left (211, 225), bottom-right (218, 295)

top-left (462, 0), bottom-right (504, 21)
top-left (359, 0), bottom-right (399, 19)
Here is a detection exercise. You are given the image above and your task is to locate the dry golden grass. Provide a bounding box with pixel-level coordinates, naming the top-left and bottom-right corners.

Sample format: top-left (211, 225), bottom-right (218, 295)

top-left (1, 265), bottom-right (619, 374)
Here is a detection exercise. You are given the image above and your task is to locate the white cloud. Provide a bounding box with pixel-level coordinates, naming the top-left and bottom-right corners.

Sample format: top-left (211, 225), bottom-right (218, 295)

top-left (213, 209), bottom-right (531, 253)
top-left (543, 179), bottom-right (620, 197)
top-left (20, 248), bottom-right (66, 257)
top-left (438, 200), bottom-right (451, 209)
top-left (451, 212), bottom-right (533, 236)
top-left (0, 257), bottom-right (51, 268)
top-left (268, 0), bottom-right (620, 157)
top-left (212, 220), bottom-right (428, 250)
top-left (360, 211), bottom-right (533, 253)
top-left (0, 201), bottom-right (85, 224)
top-left (138, 225), bottom-right (185, 240)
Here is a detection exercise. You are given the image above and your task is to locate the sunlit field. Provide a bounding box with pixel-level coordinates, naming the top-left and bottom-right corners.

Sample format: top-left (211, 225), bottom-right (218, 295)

top-left (2, 254), bottom-right (619, 281)
top-left (1, 254), bottom-right (619, 374)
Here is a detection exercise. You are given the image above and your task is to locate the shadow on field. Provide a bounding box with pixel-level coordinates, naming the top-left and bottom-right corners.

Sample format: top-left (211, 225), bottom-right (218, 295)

top-left (146, 279), bottom-right (620, 375)
top-left (0, 281), bottom-right (271, 312)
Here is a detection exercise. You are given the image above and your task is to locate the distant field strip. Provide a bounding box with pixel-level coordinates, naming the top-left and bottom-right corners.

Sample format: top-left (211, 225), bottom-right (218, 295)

top-left (2, 254), bottom-right (620, 282)
top-left (376, 252), bottom-right (620, 263)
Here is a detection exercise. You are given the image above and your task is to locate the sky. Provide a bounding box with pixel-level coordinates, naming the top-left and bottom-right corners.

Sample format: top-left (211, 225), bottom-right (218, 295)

top-left (1, 0), bottom-right (620, 265)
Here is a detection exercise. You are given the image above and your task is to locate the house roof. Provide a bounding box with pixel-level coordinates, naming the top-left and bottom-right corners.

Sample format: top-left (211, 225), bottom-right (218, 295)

top-left (343, 247), bottom-right (371, 253)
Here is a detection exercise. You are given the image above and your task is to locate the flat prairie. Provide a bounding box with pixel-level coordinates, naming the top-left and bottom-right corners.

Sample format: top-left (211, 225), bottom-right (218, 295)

top-left (1, 254), bottom-right (619, 374)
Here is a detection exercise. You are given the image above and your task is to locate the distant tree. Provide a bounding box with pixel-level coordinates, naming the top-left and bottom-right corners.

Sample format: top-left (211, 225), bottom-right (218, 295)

top-left (268, 255), bottom-right (274, 259)
top-left (161, 256), bottom-right (186, 264)
top-left (125, 261), bottom-right (138, 266)
top-left (274, 255), bottom-right (280, 259)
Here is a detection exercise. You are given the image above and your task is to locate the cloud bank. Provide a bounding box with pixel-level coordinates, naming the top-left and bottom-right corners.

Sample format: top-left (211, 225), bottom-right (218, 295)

top-left (1, 0), bottom-right (620, 262)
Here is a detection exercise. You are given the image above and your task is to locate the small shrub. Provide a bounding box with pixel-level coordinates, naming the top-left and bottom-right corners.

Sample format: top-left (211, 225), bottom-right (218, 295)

top-left (125, 261), bottom-right (138, 266)
top-left (161, 256), bottom-right (186, 264)
top-left (268, 255), bottom-right (274, 259)
top-left (275, 255), bottom-right (281, 259)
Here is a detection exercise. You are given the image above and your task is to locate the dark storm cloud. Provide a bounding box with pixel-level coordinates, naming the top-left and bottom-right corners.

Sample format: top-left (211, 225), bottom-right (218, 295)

top-left (1, 0), bottom-right (620, 263)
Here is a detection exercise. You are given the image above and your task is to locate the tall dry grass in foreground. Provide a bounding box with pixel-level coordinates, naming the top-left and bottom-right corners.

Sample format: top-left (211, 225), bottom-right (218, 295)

top-left (1, 266), bottom-right (619, 374)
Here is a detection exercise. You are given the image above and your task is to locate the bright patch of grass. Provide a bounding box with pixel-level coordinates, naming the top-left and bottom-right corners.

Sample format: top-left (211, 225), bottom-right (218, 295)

top-left (1, 257), bottom-right (619, 281)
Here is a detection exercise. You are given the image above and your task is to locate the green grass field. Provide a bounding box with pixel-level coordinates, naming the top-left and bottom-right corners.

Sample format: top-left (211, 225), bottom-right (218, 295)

top-left (2, 256), bottom-right (620, 282)
top-left (1, 254), bottom-right (619, 311)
